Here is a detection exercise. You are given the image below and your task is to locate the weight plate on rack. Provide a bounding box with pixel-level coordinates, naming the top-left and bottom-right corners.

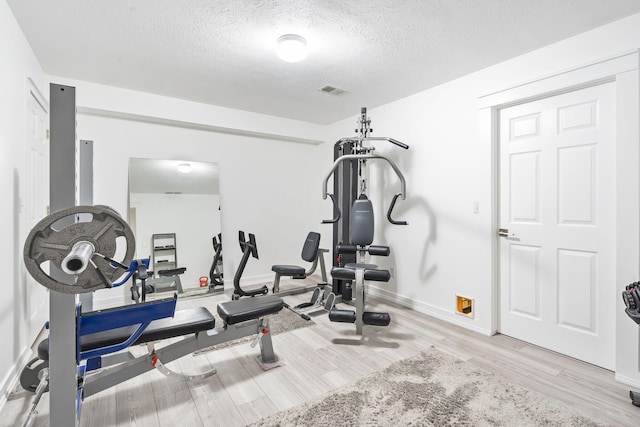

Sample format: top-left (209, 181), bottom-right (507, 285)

top-left (19, 357), bottom-right (49, 393)
top-left (23, 205), bottom-right (135, 293)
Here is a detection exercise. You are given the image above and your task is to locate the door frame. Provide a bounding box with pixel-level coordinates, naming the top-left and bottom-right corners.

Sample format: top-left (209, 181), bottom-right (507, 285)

top-left (23, 77), bottom-right (50, 342)
top-left (478, 50), bottom-right (640, 382)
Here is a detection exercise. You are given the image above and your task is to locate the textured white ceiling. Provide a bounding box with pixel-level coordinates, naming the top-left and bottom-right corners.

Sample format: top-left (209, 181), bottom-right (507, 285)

top-left (8, 0), bottom-right (640, 124)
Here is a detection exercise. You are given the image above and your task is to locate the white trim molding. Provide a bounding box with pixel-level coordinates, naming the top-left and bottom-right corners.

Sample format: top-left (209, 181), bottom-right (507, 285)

top-left (479, 49), bottom-right (640, 383)
top-left (479, 50), bottom-right (639, 109)
top-left (368, 286), bottom-right (493, 337)
top-left (77, 107), bottom-right (325, 146)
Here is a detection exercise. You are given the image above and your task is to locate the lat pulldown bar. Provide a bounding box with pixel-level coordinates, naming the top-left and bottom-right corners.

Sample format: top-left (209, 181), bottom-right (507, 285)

top-left (322, 154), bottom-right (408, 225)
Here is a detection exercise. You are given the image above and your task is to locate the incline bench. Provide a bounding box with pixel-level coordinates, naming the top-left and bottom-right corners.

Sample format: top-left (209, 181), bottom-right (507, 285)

top-left (22, 295), bottom-right (284, 399)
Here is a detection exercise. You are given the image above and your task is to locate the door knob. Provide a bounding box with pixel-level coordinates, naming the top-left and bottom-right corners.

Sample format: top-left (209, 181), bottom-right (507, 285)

top-left (498, 228), bottom-right (517, 238)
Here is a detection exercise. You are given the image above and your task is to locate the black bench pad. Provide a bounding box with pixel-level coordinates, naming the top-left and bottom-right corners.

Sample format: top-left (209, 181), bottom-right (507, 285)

top-left (272, 265), bottom-right (305, 276)
top-left (217, 295), bottom-right (284, 325)
top-left (38, 307), bottom-right (215, 361)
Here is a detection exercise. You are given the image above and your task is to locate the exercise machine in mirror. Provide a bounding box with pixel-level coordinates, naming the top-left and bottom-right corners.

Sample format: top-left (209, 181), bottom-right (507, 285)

top-left (128, 158), bottom-right (222, 297)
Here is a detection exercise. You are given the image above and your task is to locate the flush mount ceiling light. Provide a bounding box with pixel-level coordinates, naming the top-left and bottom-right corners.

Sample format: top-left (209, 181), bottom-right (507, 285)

top-left (276, 34), bottom-right (308, 63)
top-left (177, 163), bottom-right (192, 173)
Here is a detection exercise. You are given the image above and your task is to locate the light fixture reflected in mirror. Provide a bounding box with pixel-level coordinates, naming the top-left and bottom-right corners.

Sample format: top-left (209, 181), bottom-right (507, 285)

top-left (276, 34), bottom-right (308, 63)
top-left (177, 163), bottom-right (192, 173)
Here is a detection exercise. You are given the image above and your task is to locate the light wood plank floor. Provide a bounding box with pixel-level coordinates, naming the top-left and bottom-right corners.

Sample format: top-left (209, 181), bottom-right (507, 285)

top-left (2, 279), bottom-right (638, 426)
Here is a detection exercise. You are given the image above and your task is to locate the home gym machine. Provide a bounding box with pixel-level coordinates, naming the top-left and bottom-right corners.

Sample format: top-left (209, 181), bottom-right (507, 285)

top-left (621, 282), bottom-right (640, 407)
top-left (20, 205), bottom-right (284, 427)
top-left (129, 263), bottom-right (187, 303)
top-left (270, 231), bottom-right (329, 296)
top-left (208, 233), bottom-right (224, 292)
top-left (322, 107), bottom-right (409, 334)
top-left (232, 231), bottom-right (269, 299)
top-left (231, 232), bottom-right (330, 322)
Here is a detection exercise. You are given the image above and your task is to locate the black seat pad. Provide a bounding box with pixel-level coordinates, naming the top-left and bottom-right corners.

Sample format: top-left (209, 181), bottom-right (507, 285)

top-left (38, 307), bottom-right (215, 361)
top-left (217, 295), bottom-right (283, 325)
top-left (271, 265), bottom-right (305, 276)
top-left (158, 267), bottom-right (186, 276)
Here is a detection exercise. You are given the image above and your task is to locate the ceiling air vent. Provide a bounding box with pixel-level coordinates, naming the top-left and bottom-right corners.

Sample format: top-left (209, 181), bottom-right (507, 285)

top-left (319, 85), bottom-right (345, 95)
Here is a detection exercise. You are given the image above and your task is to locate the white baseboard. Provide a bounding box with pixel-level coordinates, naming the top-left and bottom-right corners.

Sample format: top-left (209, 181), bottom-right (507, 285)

top-left (224, 274), bottom-right (272, 289)
top-left (0, 346), bottom-right (34, 414)
top-left (368, 285), bottom-right (493, 336)
top-left (615, 373), bottom-right (640, 390)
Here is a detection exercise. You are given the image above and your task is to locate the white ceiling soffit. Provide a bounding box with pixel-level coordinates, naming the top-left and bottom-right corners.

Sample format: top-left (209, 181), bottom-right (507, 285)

top-left (8, 1), bottom-right (640, 125)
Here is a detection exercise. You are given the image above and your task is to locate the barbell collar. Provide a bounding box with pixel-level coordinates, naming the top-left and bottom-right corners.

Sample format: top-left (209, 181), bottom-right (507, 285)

top-left (61, 241), bottom-right (95, 275)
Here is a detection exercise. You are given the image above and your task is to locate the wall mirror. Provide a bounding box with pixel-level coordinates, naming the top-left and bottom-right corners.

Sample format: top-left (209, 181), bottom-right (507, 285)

top-left (128, 158), bottom-right (222, 297)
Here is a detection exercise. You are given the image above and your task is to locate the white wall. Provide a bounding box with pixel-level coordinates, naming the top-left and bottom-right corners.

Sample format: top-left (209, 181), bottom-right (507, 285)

top-left (130, 192), bottom-right (220, 289)
top-left (324, 13), bottom-right (640, 386)
top-left (1, 2), bottom-right (329, 407)
top-left (4, 0), bottom-right (640, 413)
top-left (0, 0), bottom-right (47, 408)
top-left (52, 88), bottom-right (330, 305)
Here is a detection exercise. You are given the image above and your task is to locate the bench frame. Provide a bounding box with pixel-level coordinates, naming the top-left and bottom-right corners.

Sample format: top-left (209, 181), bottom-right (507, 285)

top-left (84, 313), bottom-right (279, 398)
top-left (23, 296), bottom-right (283, 426)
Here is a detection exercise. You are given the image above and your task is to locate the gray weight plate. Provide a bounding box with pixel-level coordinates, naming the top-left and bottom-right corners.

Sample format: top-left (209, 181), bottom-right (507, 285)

top-left (20, 358), bottom-right (49, 393)
top-left (23, 205), bottom-right (135, 294)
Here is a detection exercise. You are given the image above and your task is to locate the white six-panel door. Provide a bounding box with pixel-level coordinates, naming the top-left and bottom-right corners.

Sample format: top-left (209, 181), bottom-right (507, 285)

top-left (498, 82), bottom-right (616, 369)
top-left (25, 90), bottom-right (50, 341)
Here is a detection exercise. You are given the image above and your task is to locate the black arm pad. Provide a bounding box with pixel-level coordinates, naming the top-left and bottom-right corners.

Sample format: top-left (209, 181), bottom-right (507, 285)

top-left (368, 245), bottom-right (390, 256)
top-left (364, 269), bottom-right (390, 282)
top-left (336, 244), bottom-right (357, 254)
top-left (331, 267), bottom-right (356, 280)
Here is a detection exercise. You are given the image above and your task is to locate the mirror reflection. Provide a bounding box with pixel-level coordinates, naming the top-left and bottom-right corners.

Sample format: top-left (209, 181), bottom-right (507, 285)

top-left (128, 158), bottom-right (222, 297)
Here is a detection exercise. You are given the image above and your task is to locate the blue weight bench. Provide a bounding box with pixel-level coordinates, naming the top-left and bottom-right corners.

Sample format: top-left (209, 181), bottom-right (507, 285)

top-left (23, 295), bottom-right (284, 400)
top-left (37, 306), bottom-right (216, 363)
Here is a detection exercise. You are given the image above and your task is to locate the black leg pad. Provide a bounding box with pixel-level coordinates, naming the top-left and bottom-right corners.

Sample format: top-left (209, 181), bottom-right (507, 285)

top-left (331, 267), bottom-right (356, 280)
top-left (363, 269), bottom-right (390, 282)
top-left (329, 309), bottom-right (356, 323)
top-left (363, 312), bottom-right (391, 326)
